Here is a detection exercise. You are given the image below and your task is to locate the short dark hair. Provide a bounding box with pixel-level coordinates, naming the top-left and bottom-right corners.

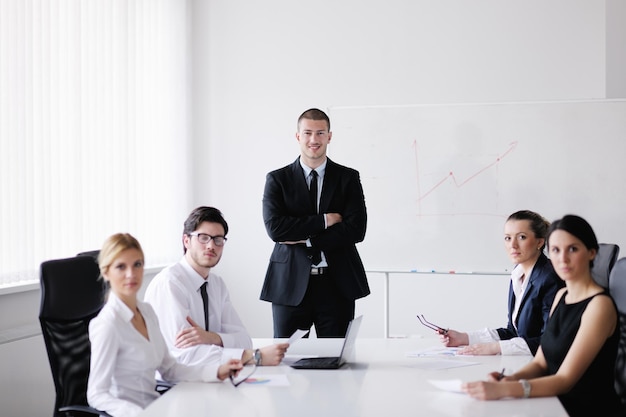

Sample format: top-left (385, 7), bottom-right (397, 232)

top-left (547, 214), bottom-right (599, 268)
top-left (297, 108), bottom-right (330, 131)
top-left (182, 206), bottom-right (229, 253)
top-left (507, 210), bottom-right (550, 251)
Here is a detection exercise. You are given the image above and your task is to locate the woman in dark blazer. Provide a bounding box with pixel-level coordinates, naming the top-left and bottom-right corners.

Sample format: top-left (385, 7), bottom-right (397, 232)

top-left (441, 210), bottom-right (563, 355)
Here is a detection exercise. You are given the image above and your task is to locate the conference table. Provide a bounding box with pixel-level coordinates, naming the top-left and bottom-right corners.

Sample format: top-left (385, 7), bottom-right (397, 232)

top-left (138, 337), bottom-right (568, 417)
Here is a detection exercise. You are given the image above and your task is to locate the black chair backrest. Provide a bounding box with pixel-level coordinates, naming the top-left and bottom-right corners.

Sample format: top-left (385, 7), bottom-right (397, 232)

top-left (592, 243), bottom-right (620, 289)
top-left (609, 257), bottom-right (626, 403)
top-left (39, 255), bottom-right (106, 417)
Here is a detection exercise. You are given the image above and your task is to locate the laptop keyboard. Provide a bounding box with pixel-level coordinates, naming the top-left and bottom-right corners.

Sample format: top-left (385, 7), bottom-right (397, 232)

top-left (313, 358), bottom-right (339, 366)
top-left (301, 357), bottom-right (340, 368)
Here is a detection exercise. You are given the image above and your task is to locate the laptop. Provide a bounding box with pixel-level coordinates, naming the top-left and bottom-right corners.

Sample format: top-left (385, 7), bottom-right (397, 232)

top-left (290, 315), bottom-right (363, 369)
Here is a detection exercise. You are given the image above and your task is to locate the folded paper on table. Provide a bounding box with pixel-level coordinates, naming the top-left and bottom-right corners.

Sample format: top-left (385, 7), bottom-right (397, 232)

top-left (406, 346), bottom-right (460, 357)
top-left (428, 379), bottom-right (464, 393)
top-left (406, 359), bottom-right (479, 370)
top-left (242, 374), bottom-right (290, 387)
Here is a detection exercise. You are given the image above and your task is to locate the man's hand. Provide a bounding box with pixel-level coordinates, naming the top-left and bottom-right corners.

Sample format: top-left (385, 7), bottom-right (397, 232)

top-left (217, 359), bottom-right (243, 381)
top-left (258, 343), bottom-right (289, 366)
top-left (326, 213), bottom-right (343, 226)
top-left (174, 316), bottom-right (224, 348)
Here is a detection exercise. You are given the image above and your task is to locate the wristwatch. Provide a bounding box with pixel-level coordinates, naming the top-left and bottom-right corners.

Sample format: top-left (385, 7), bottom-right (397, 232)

top-left (519, 379), bottom-right (531, 398)
top-left (253, 348), bottom-right (262, 366)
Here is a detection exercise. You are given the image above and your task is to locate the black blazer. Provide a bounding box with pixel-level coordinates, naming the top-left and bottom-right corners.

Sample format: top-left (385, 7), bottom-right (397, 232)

top-left (497, 253), bottom-right (563, 354)
top-left (260, 157), bottom-right (370, 306)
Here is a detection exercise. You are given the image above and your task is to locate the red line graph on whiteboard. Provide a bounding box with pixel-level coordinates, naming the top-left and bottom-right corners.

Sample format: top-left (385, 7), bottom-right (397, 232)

top-left (414, 141), bottom-right (518, 204)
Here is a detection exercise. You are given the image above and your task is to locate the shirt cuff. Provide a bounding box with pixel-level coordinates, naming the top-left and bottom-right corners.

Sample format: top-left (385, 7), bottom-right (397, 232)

top-left (200, 363), bottom-right (222, 382)
top-left (499, 337), bottom-right (532, 356)
top-left (467, 328), bottom-right (500, 344)
top-left (221, 347), bottom-right (244, 363)
top-left (219, 332), bottom-right (234, 348)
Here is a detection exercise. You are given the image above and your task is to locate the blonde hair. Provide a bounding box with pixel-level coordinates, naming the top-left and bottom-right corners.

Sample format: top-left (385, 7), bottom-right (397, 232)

top-left (98, 233), bottom-right (144, 278)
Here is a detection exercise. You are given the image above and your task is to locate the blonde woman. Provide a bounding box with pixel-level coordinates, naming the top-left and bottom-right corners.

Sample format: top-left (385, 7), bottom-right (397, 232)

top-left (87, 233), bottom-right (243, 417)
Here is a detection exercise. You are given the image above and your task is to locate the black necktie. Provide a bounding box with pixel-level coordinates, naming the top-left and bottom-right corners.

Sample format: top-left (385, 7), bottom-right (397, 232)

top-left (309, 169), bottom-right (318, 213)
top-left (200, 282), bottom-right (209, 331)
top-left (309, 170), bottom-right (322, 265)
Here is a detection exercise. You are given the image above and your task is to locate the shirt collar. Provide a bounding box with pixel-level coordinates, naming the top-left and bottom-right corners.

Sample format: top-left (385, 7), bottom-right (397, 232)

top-left (180, 256), bottom-right (210, 290)
top-left (510, 262), bottom-right (536, 284)
top-left (108, 291), bottom-right (135, 323)
top-left (511, 265), bottom-right (524, 281)
top-left (299, 158), bottom-right (327, 178)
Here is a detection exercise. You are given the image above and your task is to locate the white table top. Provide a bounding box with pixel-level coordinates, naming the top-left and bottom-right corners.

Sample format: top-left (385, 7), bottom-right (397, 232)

top-left (138, 337), bottom-right (568, 417)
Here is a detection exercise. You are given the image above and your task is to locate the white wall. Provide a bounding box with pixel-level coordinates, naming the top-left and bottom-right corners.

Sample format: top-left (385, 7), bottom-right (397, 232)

top-left (1, 2), bottom-right (622, 415)
top-left (607, 0), bottom-right (626, 97)
top-left (190, 0), bottom-right (615, 339)
top-left (0, 335), bottom-right (56, 417)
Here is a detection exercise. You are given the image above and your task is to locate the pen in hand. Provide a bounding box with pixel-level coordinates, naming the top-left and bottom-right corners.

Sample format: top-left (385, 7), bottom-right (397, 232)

top-left (496, 368), bottom-right (506, 381)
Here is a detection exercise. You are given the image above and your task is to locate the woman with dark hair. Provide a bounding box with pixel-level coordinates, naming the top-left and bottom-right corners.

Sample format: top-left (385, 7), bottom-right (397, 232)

top-left (442, 210), bottom-right (563, 355)
top-left (462, 215), bottom-right (624, 417)
top-left (88, 233), bottom-right (244, 417)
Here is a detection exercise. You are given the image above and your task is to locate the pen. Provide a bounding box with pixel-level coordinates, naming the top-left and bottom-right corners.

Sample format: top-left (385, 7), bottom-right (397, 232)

top-left (497, 368), bottom-right (506, 381)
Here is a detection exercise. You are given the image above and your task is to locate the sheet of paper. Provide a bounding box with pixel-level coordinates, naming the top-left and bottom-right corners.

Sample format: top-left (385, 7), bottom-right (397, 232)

top-left (241, 373), bottom-right (290, 387)
top-left (428, 379), bottom-right (464, 393)
top-left (406, 346), bottom-right (460, 357)
top-left (403, 359), bottom-right (479, 370)
top-left (287, 328), bottom-right (309, 345)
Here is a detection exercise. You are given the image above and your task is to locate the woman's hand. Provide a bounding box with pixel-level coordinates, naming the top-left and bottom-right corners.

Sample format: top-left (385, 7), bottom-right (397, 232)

top-left (461, 380), bottom-right (507, 400)
top-left (457, 342), bottom-right (501, 356)
top-left (440, 329), bottom-right (469, 347)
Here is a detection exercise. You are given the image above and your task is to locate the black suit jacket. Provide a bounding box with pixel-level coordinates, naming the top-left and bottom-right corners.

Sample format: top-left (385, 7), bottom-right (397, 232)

top-left (260, 157), bottom-right (370, 306)
top-left (496, 253), bottom-right (564, 354)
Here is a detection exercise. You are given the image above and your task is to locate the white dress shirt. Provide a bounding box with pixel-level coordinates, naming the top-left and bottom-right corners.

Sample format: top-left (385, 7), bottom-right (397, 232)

top-left (143, 256), bottom-right (250, 366)
top-left (510, 264), bottom-right (533, 330)
top-left (88, 292), bottom-right (221, 417)
top-left (300, 158), bottom-right (329, 267)
top-left (466, 264), bottom-right (533, 356)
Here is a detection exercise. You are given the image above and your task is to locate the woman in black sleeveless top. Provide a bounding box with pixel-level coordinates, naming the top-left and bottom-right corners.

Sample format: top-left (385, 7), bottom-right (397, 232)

top-left (462, 215), bottom-right (624, 417)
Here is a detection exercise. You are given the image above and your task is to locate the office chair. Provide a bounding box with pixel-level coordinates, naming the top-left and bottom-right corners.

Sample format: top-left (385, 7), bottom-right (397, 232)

top-left (591, 243), bottom-right (620, 289)
top-left (39, 254), bottom-right (111, 417)
top-left (609, 257), bottom-right (626, 403)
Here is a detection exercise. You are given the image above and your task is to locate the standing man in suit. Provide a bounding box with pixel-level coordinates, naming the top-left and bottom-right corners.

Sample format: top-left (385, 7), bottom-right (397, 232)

top-left (261, 108), bottom-right (370, 338)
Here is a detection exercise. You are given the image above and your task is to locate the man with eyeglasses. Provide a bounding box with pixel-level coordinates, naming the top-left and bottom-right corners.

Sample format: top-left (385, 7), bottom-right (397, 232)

top-left (145, 206), bottom-right (288, 368)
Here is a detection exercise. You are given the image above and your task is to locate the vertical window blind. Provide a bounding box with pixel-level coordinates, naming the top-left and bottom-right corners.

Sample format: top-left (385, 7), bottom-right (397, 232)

top-left (0, 0), bottom-right (192, 288)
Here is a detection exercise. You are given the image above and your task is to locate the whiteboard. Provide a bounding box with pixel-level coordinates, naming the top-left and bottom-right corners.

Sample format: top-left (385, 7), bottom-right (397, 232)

top-left (328, 100), bottom-right (626, 273)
